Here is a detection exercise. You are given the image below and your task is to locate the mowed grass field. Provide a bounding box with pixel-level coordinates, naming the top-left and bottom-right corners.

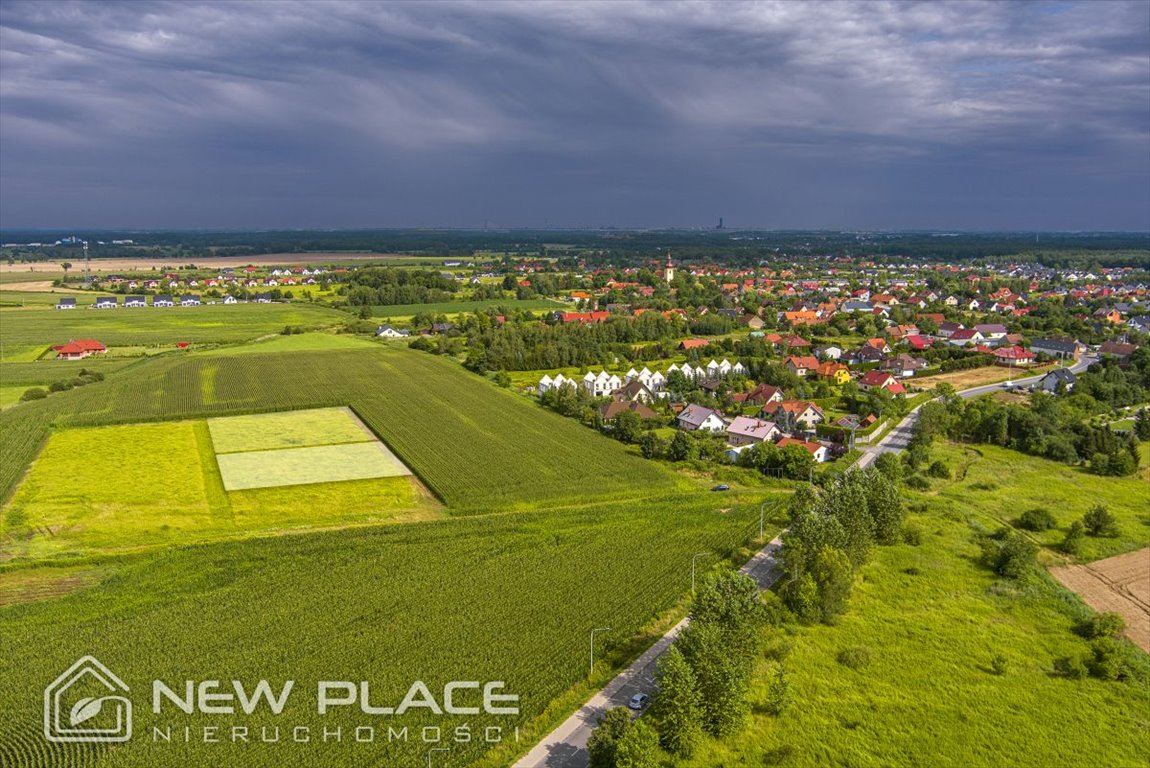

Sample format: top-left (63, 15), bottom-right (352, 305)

top-left (1, 417), bottom-right (434, 560)
top-left (0, 497), bottom-right (770, 768)
top-left (207, 406), bottom-right (374, 452)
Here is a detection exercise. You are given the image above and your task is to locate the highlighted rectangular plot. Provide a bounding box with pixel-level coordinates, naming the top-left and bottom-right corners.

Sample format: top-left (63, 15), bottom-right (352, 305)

top-left (216, 442), bottom-right (412, 491)
top-left (208, 407), bottom-right (373, 453)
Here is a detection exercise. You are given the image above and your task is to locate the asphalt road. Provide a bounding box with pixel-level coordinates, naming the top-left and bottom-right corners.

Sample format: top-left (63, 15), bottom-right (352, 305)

top-left (512, 537), bottom-right (784, 768)
top-left (514, 356), bottom-right (1096, 767)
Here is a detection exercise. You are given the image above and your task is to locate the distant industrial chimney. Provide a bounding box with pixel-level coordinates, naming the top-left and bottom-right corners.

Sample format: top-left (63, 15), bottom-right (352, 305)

top-left (717, 217), bottom-right (724, 230)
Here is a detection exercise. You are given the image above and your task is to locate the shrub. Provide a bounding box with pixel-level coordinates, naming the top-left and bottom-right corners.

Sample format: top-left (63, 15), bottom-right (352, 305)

top-left (1053, 655), bottom-right (1088, 679)
top-left (765, 666), bottom-right (792, 715)
top-left (981, 529), bottom-right (1037, 579)
top-left (1086, 637), bottom-right (1124, 681)
top-left (1016, 507), bottom-right (1056, 532)
top-left (1061, 520), bottom-right (1085, 555)
top-left (1082, 505), bottom-right (1119, 537)
top-left (902, 524), bottom-right (924, 546)
top-left (836, 646), bottom-right (872, 669)
top-left (926, 460), bottom-right (951, 479)
top-left (47, 380), bottom-right (72, 393)
top-left (1081, 612), bottom-right (1126, 640)
top-left (990, 654), bottom-right (1009, 675)
top-left (19, 387), bottom-right (48, 401)
top-left (905, 475), bottom-right (931, 491)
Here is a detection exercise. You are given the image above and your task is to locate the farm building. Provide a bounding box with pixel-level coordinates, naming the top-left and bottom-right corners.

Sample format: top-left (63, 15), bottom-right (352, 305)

top-left (55, 297), bottom-right (76, 310)
top-left (53, 339), bottom-right (107, 360)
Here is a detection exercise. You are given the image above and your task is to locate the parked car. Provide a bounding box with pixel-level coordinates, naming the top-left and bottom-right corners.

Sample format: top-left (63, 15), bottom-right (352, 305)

top-left (628, 693), bottom-right (649, 710)
top-left (711, 484), bottom-right (730, 492)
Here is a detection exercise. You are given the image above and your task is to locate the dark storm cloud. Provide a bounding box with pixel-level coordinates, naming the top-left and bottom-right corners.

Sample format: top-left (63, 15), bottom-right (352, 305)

top-left (1, 0), bottom-right (1147, 229)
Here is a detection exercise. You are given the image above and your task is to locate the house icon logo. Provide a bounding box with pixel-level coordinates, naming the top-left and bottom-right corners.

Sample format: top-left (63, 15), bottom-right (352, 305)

top-left (44, 656), bottom-right (132, 743)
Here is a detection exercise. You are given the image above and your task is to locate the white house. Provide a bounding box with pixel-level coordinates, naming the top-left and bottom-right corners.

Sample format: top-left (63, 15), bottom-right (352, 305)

top-left (677, 404), bottom-right (728, 433)
top-left (124, 296), bottom-right (146, 308)
top-left (376, 325), bottom-right (410, 338)
top-left (223, 295), bottom-right (238, 304)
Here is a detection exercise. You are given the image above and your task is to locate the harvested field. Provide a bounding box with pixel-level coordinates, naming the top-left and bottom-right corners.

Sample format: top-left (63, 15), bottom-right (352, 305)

top-left (0, 252), bottom-right (406, 274)
top-left (912, 363), bottom-right (1052, 391)
top-left (1050, 547), bottom-right (1150, 652)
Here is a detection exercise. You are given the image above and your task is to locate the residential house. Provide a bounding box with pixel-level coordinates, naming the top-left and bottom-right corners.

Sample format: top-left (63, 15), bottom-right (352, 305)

top-left (858, 370), bottom-right (906, 394)
top-left (815, 361), bottom-right (851, 385)
top-left (1029, 338), bottom-right (1082, 361)
top-left (677, 404), bottom-right (728, 433)
top-left (1099, 341), bottom-right (1138, 363)
top-left (776, 437), bottom-right (829, 463)
top-left (53, 339), bottom-right (106, 360)
top-left (992, 346), bottom-right (1036, 367)
top-left (815, 345), bottom-right (843, 360)
top-left (124, 295), bottom-right (146, 308)
top-left (881, 354), bottom-right (928, 378)
top-left (747, 383), bottom-right (784, 406)
top-left (1036, 368), bottom-right (1076, 394)
top-left (974, 323), bottom-right (1008, 340)
top-left (55, 297), bottom-right (76, 310)
top-left (375, 325), bottom-right (410, 338)
top-left (937, 321), bottom-right (964, 339)
top-left (761, 400), bottom-right (825, 432)
top-left (94, 296), bottom-right (118, 309)
top-left (613, 379), bottom-right (655, 403)
top-left (948, 329), bottom-right (984, 347)
top-left (785, 355), bottom-right (820, 377)
top-left (599, 400), bottom-right (658, 422)
top-left (222, 295), bottom-right (238, 305)
top-left (180, 294), bottom-right (201, 307)
top-left (153, 294), bottom-right (174, 307)
top-left (726, 416), bottom-right (781, 447)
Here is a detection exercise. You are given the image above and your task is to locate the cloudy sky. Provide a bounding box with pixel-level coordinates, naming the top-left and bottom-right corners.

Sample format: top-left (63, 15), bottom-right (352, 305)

top-left (1, 0), bottom-right (1147, 230)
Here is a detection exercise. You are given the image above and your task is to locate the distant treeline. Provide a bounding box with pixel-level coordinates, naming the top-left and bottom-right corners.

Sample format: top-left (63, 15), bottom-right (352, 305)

top-left (2, 229), bottom-right (1147, 266)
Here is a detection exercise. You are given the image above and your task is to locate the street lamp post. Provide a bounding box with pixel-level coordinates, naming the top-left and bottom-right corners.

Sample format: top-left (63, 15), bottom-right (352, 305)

top-left (590, 627), bottom-right (611, 676)
top-left (691, 551), bottom-right (709, 594)
top-left (427, 747), bottom-right (450, 768)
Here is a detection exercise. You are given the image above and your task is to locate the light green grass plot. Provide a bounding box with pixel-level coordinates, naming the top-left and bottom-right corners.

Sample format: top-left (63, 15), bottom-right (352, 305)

top-left (215, 441), bottom-right (412, 490)
top-left (207, 406), bottom-right (373, 453)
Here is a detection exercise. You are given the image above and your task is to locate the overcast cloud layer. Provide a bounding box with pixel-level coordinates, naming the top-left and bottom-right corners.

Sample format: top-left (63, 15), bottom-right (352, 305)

top-left (1, 0), bottom-right (1147, 230)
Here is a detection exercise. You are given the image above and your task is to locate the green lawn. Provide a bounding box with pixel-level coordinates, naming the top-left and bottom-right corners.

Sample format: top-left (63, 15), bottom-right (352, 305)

top-left (0, 303), bottom-right (348, 360)
top-left (200, 331), bottom-right (380, 357)
top-left (216, 442), bottom-right (412, 491)
top-left (207, 406), bottom-right (373, 453)
top-left (927, 442), bottom-right (1150, 562)
top-left (683, 488), bottom-right (1150, 768)
top-left (0, 385), bottom-right (27, 409)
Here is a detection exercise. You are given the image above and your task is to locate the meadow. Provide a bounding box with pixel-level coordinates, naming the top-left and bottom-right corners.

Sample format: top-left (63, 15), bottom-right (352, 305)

top-left (927, 442), bottom-right (1150, 562)
top-left (0, 497), bottom-right (771, 768)
top-left (682, 468), bottom-right (1150, 768)
top-left (370, 297), bottom-right (566, 318)
top-left (0, 303), bottom-right (349, 361)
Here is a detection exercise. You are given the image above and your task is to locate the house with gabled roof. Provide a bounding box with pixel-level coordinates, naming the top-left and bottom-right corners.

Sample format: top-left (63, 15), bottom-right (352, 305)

top-left (776, 437), bottom-right (829, 463)
top-left (53, 339), bottom-right (106, 360)
top-left (858, 370), bottom-right (906, 394)
top-left (676, 404), bottom-right (728, 433)
top-left (55, 297), bottom-right (76, 310)
top-left (760, 400), bottom-right (824, 432)
top-left (726, 416), bottom-right (780, 447)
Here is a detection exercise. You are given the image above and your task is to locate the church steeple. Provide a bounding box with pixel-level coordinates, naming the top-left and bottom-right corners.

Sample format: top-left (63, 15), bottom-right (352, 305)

top-left (664, 251), bottom-right (674, 284)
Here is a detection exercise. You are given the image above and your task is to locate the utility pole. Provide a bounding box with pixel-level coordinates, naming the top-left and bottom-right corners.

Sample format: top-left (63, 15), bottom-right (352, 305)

top-left (590, 627), bottom-right (611, 676)
top-left (759, 501), bottom-right (767, 542)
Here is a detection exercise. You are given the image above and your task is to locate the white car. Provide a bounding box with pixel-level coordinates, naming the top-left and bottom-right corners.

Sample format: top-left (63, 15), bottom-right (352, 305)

top-left (628, 693), bottom-right (649, 710)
